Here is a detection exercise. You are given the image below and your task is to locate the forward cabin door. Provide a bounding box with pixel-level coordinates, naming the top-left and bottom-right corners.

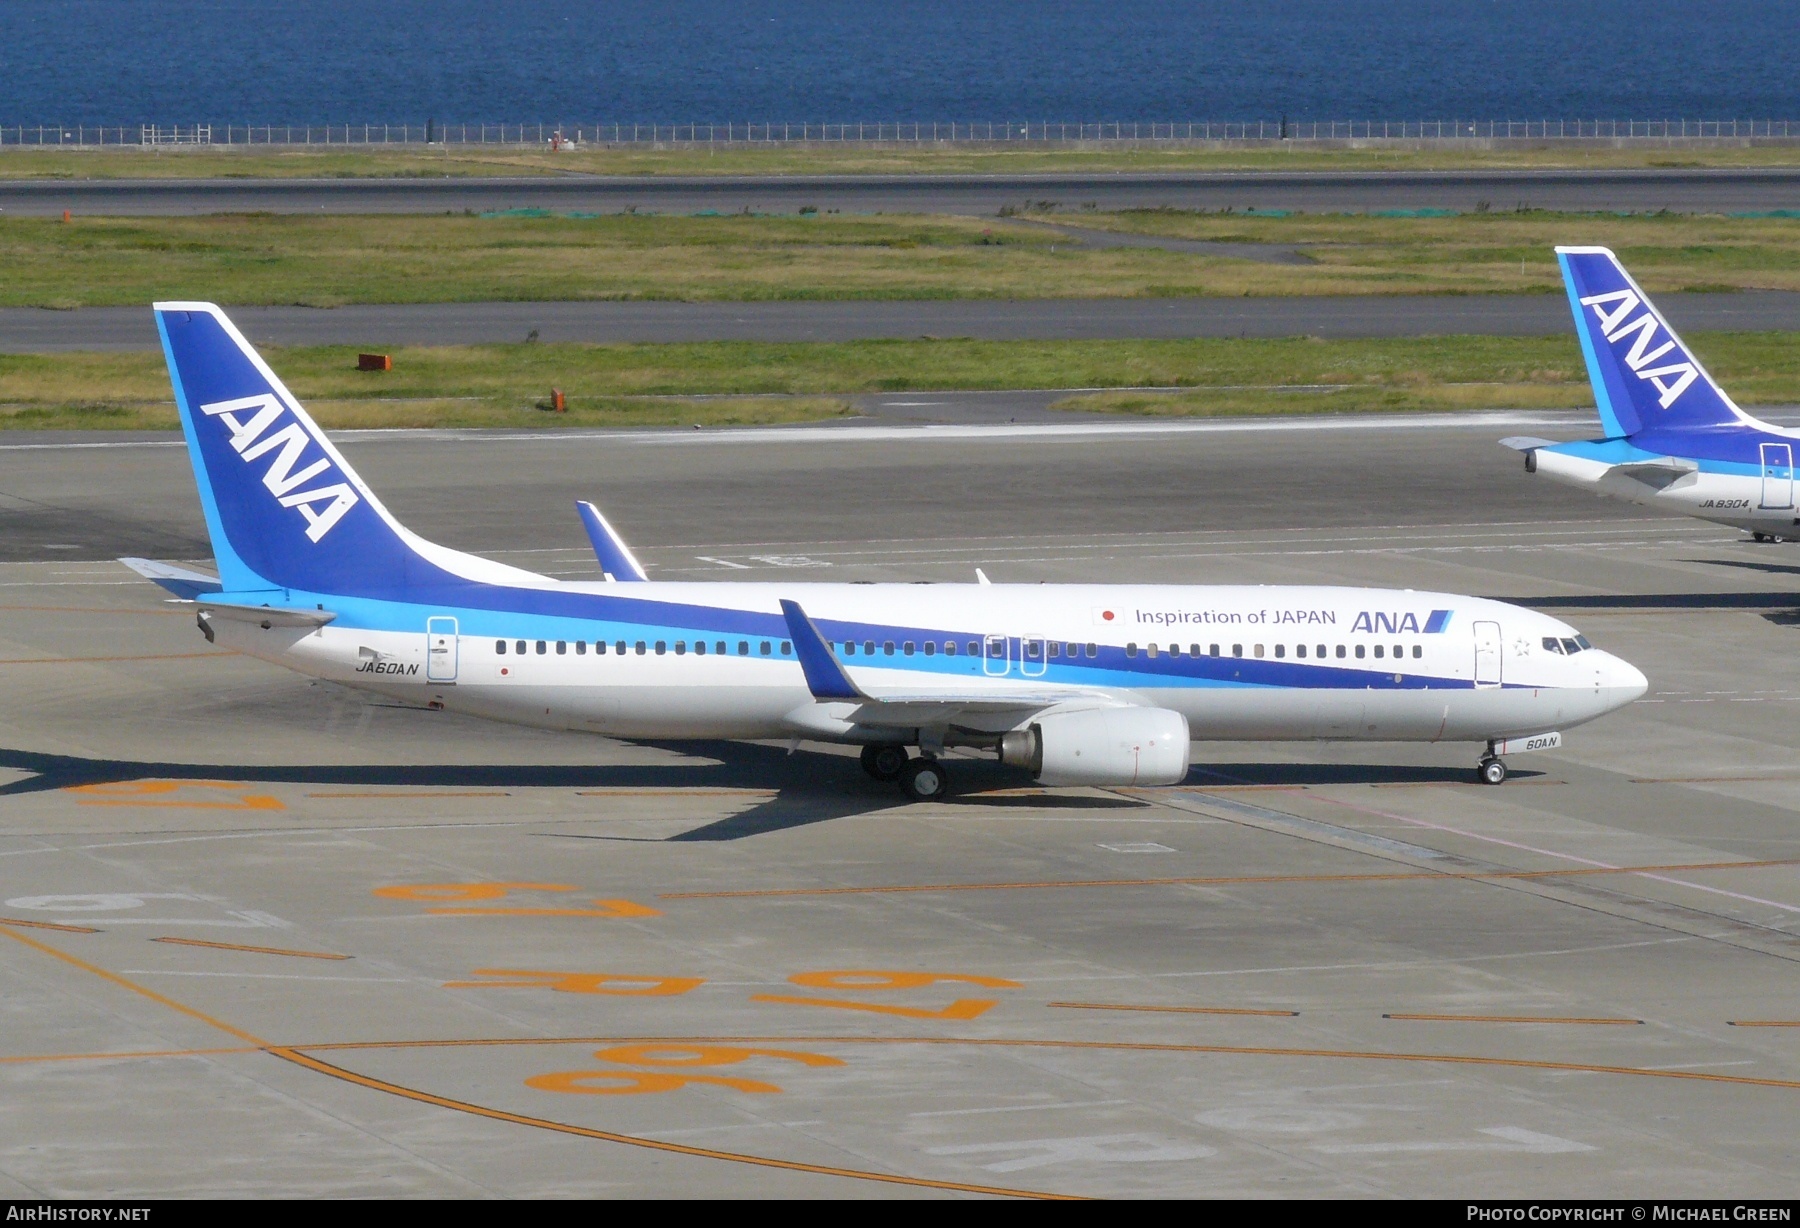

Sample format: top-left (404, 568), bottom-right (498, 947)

top-left (1473, 620), bottom-right (1502, 689)
top-left (1760, 442), bottom-right (1794, 510)
top-left (426, 616), bottom-right (459, 682)
top-left (983, 634), bottom-right (1010, 677)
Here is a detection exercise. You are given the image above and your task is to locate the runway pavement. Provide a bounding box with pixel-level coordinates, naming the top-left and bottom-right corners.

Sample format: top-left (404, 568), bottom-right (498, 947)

top-left (2, 414), bottom-right (1798, 1197)
top-left (4, 166), bottom-right (1800, 216)
top-left (8, 290), bottom-right (1800, 352)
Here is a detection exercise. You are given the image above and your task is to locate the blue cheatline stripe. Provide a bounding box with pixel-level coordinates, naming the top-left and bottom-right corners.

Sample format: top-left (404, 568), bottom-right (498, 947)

top-left (1423, 609), bottom-right (1452, 634)
top-left (286, 588), bottom-right (1476, 693)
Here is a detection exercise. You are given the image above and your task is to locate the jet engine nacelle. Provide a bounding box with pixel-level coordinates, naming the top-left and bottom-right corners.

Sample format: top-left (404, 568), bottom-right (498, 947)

top-left (999, 707), bottom-right (1191, 787)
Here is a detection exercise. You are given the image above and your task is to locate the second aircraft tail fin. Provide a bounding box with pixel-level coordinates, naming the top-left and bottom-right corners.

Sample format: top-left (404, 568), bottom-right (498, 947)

top-left (1556, 246), bottom-right (1748, 439)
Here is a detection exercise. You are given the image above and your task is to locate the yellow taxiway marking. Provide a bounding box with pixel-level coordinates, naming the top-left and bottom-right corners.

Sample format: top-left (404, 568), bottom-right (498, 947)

top-left (1049, 1001), bottom-right (1299, 1018)
top-left (0, 916), bottom-right (100, 933)
top-left (304, 791), bottom-right (510, 799)
top-left (151, 936), bottom-right (352, 961)
top-left (1383, 1013), bottom-right (1643, 1025)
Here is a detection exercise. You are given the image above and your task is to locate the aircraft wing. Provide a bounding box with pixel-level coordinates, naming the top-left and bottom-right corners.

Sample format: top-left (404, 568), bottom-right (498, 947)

top-left (778, 599), bottom-right (1112, 729)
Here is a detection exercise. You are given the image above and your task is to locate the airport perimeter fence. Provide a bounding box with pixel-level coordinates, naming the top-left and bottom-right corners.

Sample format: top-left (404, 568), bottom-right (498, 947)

top-left (2, 119), bottom-right (1800, 148)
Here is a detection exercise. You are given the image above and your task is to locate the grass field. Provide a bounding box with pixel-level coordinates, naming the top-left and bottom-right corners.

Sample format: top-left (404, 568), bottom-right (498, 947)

top-left (5, 210), bottom-right (1800, 308)
top-left (3, 142), bottom-right (1799, 180)
top-left (6, 332), bottom-right (1797, 430)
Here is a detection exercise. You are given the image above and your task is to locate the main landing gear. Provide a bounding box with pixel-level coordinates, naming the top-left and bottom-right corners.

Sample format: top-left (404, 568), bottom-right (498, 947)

top-left (860, 743), bottom-right (950, 801)
top-left (860, 743), bottom-right (909, 781)
top-left (1476, 752), bottom-right (1508, 786)
top-left (1751, 532), bottom-right (1791, 543)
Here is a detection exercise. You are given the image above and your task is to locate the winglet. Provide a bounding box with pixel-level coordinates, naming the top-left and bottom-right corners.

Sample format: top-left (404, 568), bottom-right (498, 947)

top-left (576, 500), bottom-right (648, 581)
top-left (778, 599), bottom-right (864, 701)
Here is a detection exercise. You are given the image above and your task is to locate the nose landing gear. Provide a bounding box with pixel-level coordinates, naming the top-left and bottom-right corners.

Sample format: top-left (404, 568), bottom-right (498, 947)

top-left (1477, 754), bottom-right (1508, 785)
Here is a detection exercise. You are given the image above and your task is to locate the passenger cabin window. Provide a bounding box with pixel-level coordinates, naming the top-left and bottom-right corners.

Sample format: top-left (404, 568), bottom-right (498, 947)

top-left (495, 640), bottom-right (506, 654)
top-left (760, 641), bottom-right (772, 656)
top-left (597, 641), bottom-right (607, 655)
top-left (536, 640), bottom-right (547, 655)
top-left (1393, 644), bottom-right (1403, 659)
top-left (616, 641), bottom-right (627, 655)
top-left (1209, 644), bottom-right (1220, 657)
top-left (883, 641), bottom-right (895, 655)
top-left (866, 641), bottom-right (877, 655)
top-left (635, 641), bottom-right (646, 655)
top-left (1355, 645), bottom-right (1365, 659)
top-left (1275, 644), bottom-right (1286, 659)
top-left (575, 640), bottom-right (586, 655)
top-left (944, 641), bottom-right (957, 656)
top-left (1086, 643), bottom-right (1097, 658)
top-left (1254, 644), bottom-right (1264, 659)
top-left (1295, 644), bottom-right (1306, 658)
top-left (904, 642), bottom-right (915, 656)
top-left (1146, 643), bottom-right (1157, 659)
top-left (843, 641), bottom-right (855, 655)
top-left (925, 641), bottom-right (937, 656)
top-left (1336, 645), bottom-right (1346, 659)
top-left (1374, 645), bottom-right (1384, 659)
top-left (781, 642), bottom-right (792, 655)
top-left (738, 641), bottom-right (749, 655)
top-left (556, 641), bottom-right (566, 655)
top-left (716, 642), bottom-right (726, 655)
top-left (1232, 644), bottom-right (1243, 657)
top-left (1317, 644), bottom-right (1326, 658)
top-left (694, 641), bottom-right (705, 655)
top-left (1126, 643), bottom-right (1138, 657)
top-left (675, 641), bottom-right (686, 655)
top-left (516, 640), bottom-right (527, 655)
top-left (655, 642), bottom-right (666, 655)
top-left (1411, 645), bottom-right (1422, 659)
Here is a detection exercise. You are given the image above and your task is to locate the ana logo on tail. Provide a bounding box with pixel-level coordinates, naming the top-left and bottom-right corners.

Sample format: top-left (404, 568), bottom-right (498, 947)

top-left (200, 394), bottom-right (360, 542)
top-left (1578, 289), bottom-right (1699, 409)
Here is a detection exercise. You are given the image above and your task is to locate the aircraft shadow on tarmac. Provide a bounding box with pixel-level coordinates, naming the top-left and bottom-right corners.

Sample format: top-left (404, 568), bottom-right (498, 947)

top-left (0, 744), bottom-right (1523, 844)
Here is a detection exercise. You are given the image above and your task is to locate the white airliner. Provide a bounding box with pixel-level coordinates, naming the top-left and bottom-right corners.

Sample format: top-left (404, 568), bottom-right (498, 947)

top-left (123, 303), bottom-right (1647, 798)
top-left (1507, 246), bottom-right (1800, 540)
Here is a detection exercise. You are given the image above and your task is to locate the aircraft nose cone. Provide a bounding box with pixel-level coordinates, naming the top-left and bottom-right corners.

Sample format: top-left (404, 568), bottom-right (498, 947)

top-left (1605, 653), bottom-right (1649, 703)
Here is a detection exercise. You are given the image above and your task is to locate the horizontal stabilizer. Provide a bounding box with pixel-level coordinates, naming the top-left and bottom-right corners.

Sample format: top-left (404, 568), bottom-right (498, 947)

top-left (119, 556), bottom-right (222, 600)
top-left (197, 600), bottom-right (337, 628)
top-left (576, 500), bottom-right (648, 582)
top-left (1498, 436), bottom-right (1558, 453)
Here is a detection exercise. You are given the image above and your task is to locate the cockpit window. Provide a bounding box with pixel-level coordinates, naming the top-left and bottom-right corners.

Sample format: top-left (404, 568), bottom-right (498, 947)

top-left (1575, 635), bottom-right (1593, 651)
top-left (1542, 636), bottom-right (1564, 655)
top-left (1561, 638), bottom-right (1581, 655)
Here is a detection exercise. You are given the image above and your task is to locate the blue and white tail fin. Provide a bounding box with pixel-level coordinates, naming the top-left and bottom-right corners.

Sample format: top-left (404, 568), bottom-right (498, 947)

top-left (156, 302), bottom-right (544, 599)
top-left (1556, 247), bottom-right (1750, 439)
